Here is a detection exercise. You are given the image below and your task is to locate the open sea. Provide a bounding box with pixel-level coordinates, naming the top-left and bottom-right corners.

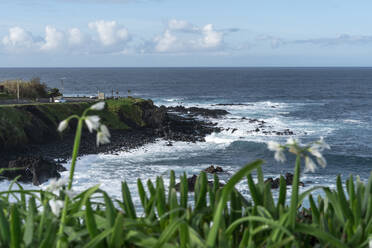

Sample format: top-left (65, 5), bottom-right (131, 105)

top-left (0, 67), bottom-right (371, 205)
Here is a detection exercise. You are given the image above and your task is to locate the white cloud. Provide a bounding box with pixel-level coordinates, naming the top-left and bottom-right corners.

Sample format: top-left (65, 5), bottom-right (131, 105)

top-left (88, 20), bottom-right (129, 46)
top-left (2, 27), bottom-right (38, 49)
top-left (200, 24), bottom-right (223, 48)
top-left (0, 19), bottom-right (230, 55)
top-left (154, 30), bottom-right (177, 52)
top-left (41, 26), bottom-right (65, 51)
top-left (150, 20), bottom-right (224, 53)
top-left (68, 28), bottom-right (85, 46)
top-left (167, 19), bottom-right (197, 32)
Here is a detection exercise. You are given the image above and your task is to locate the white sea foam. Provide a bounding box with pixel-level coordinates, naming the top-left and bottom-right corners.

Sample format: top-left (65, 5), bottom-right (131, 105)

top-left (0, 99), bottom-right (339, 206)
top-left (343, 119), bottom-right (362, 124)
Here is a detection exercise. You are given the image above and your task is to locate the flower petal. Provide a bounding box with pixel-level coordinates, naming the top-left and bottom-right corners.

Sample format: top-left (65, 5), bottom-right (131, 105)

top-left (49, 199), bottom-right (64, 216)
top-left (267, 141), bottom-right (281, 151)
top-left (57, 120), bottom-right (68, 132)
top-left (305, 156), bottom-right (317, 173)
top-left (85, 115), bottom-right (100, 133)
top-left (90, 102), bottom-right (105, 111)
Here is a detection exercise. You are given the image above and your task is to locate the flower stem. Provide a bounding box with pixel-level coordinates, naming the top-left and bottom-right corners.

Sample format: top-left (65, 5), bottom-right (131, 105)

top-left (67, 118), bottom-right (83, 190)
top-left (289, 155), bottom-right (301, 229)
top-left (56, 118), bottom-right (83, 248)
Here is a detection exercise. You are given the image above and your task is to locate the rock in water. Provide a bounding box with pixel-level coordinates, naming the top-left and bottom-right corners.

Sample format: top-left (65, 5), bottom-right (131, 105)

top-left (5, 156), bottom-right (66, 186)
top-left (265, 173), bottom-right (305, 189)
top-left (204, 165), bottom-right (224, 174)
top-left (174, 174), bottom-right (225, 192)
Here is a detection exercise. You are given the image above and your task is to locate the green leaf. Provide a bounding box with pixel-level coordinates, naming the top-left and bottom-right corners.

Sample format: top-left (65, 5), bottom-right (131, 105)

top-left (109, 213), bottom-right (124, 248)
top-left (179, 222), bottom-right (189, 248)
top-left (156, 177), bottom-right (167, 218)
top-left (103, 192), bottom-right (117, 228)
top-left (180, 173), bottom-right (188, 209)
top-left (0, 201), bottom-right (10, 245)
top-left (206, 159), bottom-right (263, 247)
top-left (83, 228), bottom-right (113, 248)
top-left (336, 175), bottom-right (353, 222)
top-left (247, 174), bottom-right (261, 206)
top-left (10, 205), bottom-right (21, 248)
top-left (296, 223), bottom-right (348, 248)
top-left (121, 181), bottom-right (137, 219)
top-left (154, 219), bottom-right (183, 248)
top-left (85, 199), bottom-right (99, 239)
top-left (195, 172), bottom-right (207, 211)
top-left (168, 170), bottom-right (176, 204)
top-left (23, 199), bottom-right (35, 246)
top-left (289, 156), bottom-right (300, 229)
top-left (137, 179), bottom-right (148, 210)
top-left (277, 175), bottom-right (287, 210)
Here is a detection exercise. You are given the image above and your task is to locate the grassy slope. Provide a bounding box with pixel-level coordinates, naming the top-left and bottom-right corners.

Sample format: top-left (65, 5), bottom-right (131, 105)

top-left (0, 97), bottom-right (147, 149)
top-left (0, 93), bottom-right (15, 100)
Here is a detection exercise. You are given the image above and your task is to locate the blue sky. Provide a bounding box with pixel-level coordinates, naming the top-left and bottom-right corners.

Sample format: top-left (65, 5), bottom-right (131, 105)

top-left (1, 0), bottom-right (372, 67)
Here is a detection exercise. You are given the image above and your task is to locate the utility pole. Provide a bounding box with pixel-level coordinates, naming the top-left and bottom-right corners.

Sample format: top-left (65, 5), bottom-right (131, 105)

top-left (61, 79), bottom-right (64, 96)
top-left (16, 80), bottom-right (19, 103)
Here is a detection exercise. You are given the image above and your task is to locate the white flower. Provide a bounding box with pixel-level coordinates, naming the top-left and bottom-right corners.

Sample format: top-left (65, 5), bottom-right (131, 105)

top-left (267, 141), bottom-right (281, 151)
top-left (49, 199), bottom-right (64, 216)
top-left (287, 137), bottom-right (301, 155)
top-left (65, 189), bottom-right (77, 199)
top-left (57, 120), bottom-right (68, 132)
top-left (90, 102), bottom-right (105, 111)
top-left (309, 137), bottom-right (330, 168)
top-left (305, 156), bottom-right (317, 173)
top-left (267, 141), bottom-right (286, 163)
top-left (85, 115), bottom-right (100, 133)
top-left (96, 125), bottom-right (111, 146)
top-left (46, 177), bottom-right (68, 192)
top-left (286, 137), bottom-right (297, 146)
top-left (315, 137), bottom-right (331, 151)
top-left (274, 150), bottom-right (286, 163)
top-left (369, 237), bottom-right (372, 248)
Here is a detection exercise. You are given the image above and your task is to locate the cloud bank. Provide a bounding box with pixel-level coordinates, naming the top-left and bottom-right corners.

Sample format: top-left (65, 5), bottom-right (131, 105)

top-left (1, 19), bottom-right (230, 56)
top-left (2, 19), bottom-right (372, 57)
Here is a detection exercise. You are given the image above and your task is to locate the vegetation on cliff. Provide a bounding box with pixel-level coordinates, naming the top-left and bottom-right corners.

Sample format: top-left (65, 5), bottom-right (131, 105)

top-left (0, 98), bottom-right (149, 150)
top-left (0, 77), bottom-right (50, 99)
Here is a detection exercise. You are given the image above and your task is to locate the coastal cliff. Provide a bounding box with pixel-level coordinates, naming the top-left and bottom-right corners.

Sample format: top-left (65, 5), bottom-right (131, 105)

top-left (0, 98), bottom-right (223, 184)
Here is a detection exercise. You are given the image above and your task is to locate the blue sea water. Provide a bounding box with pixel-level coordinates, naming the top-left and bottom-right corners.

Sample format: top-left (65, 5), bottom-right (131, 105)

top-left (0, 67), bottom-right (371, 202)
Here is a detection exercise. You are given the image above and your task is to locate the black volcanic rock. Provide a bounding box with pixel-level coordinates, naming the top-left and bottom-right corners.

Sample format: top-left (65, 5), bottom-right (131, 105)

top-left (4, 156), bottom-right (66, 185)
top-left (167, 106), bottom-right (229, 118)
top-left (265, 173), bottom-right (305, 189)
top-left (203, 165), bottom-right (224, 174)
top-left (174, 175), bottom-right (224, 192)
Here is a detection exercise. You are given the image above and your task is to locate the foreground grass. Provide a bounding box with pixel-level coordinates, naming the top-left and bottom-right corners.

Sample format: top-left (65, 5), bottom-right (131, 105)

top-left (0, 164), bottom-right (370, 247)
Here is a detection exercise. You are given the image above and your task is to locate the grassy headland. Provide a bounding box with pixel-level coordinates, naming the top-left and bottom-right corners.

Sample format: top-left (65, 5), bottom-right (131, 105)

top-left (0, 98), bottom-right (148, 150)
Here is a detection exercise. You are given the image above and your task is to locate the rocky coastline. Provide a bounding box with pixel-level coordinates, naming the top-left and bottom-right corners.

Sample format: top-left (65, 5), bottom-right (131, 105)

top-left (0, 101), bottom-right (226, 185)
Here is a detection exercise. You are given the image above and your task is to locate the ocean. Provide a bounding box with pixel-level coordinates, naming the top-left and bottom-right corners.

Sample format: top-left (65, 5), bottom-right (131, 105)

top-left (0, 67), bottom-right (371, 205)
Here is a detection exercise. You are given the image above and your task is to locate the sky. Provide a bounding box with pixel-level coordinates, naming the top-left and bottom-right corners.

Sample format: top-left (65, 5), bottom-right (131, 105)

top-left (1, 0), bottom-right (372, 67)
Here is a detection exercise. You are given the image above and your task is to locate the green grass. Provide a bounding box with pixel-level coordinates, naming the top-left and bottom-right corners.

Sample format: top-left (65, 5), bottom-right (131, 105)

top-left (0, 165), bottom-right (370, 247)
top-left (0, 93), bottom-right (15, 100)
top-left (0, 98), bottom-right (151, 149)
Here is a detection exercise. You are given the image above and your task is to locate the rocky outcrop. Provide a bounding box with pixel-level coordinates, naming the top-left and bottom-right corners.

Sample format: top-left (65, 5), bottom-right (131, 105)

top-left (265, 173), bottom-right (305, 189)
top-left (167, 106), bottom-right (229, 118)
top-left (3, 156), bottom-right (66, 185)
top-left (0, 99), bottom-right (223, 184)
top-left (136, 100), bottom-right (222, 143)
top-left (203, 165), bottom-right (224, 174)
top-left (174, 175), bottom-right (225, 192)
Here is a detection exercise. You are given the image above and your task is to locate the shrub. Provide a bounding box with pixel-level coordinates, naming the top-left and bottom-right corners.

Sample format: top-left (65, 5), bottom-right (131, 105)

top-left (0, 77), bottom-right (49, 99)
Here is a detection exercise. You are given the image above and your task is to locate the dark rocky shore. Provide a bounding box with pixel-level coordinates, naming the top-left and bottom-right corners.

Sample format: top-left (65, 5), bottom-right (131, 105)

top-left (0, 101), bottom-right (226, 185)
